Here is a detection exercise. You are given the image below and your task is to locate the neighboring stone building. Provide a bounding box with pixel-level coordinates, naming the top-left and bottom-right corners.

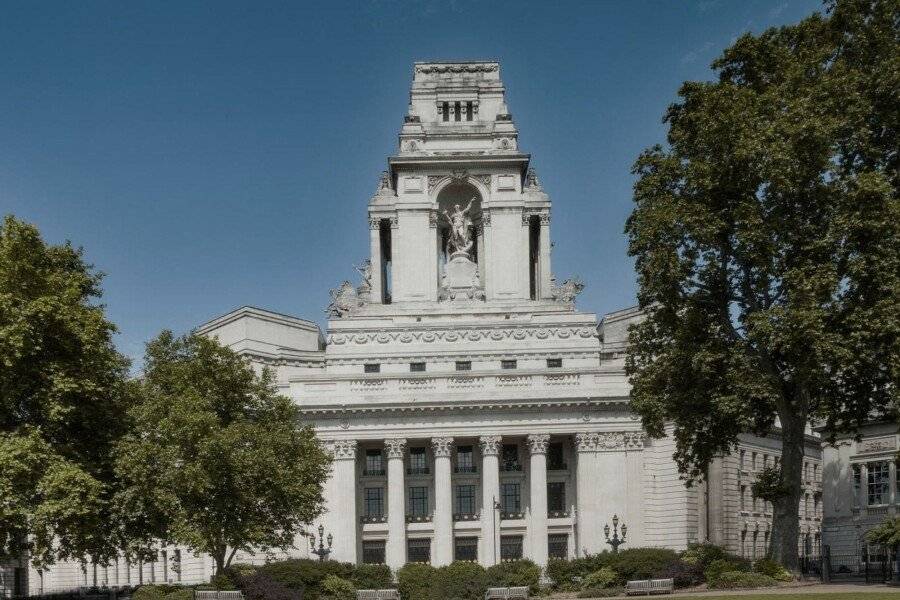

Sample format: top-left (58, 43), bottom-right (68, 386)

top-left (9, 61), bottom-right (828, 596)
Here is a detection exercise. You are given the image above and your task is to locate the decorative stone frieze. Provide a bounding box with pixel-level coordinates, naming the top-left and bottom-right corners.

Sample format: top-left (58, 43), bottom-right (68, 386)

top-left (527, 434), bottom-right (550, 454)
top-left (415, 63), bottom-right (498, 74)
top-left (323, 439), bottom-right (357, 460)
top-left (479, 435), bottom-right (503, 456)
top-left (431, 437), bottom-right (454, 458)
top-left (327, 325), bottom-right (596, 345)
top-left (574, 432), bottom-right (645, 452)
top-left (385, 438), bottom-right (407, 459)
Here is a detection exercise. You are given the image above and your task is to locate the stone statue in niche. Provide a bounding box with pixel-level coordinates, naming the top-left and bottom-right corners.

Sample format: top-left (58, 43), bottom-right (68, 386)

top-left (442, 198), bottom-right (476, 257)
top-left (327, 281), bottom-right (358, 317)
top-left (355, 259), bottom-right (372, 301)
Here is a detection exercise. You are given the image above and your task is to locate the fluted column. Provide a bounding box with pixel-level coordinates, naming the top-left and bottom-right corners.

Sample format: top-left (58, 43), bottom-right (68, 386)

top-left (528, 434), bottom-right (550, 567)
top-left (322, 439), bottom-right (358, 563)
top-left (575, 433), bottom-right (597, 556)
top-left (433, 437), bottom-right (454, 566)
top-left (385, 438), bottom-right (407, 570)
top-left (368, 217), bottom-right (382, 303)
top-left (480, 435), bottom-right (502, 566)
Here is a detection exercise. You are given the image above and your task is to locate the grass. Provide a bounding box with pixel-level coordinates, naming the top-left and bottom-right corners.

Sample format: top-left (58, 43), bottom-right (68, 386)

top-left (670, 595), bottom-right (900, 600)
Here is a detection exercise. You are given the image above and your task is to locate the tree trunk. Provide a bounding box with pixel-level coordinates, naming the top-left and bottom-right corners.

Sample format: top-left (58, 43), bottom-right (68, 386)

top-left (769, 406), bottom-right (805, 571)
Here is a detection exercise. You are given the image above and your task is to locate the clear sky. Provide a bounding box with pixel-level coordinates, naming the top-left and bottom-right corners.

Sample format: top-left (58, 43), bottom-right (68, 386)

top-left (1, 0), bottom-right (824, 363)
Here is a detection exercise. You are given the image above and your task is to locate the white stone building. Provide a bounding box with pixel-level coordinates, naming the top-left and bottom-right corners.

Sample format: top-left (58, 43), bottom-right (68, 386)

top-left (7, 61), bottom-right (828, 596)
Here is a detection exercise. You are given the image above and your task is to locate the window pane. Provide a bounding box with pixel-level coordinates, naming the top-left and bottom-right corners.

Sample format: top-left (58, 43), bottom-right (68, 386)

top-left (547, 358), bottom-right (562, 368)
top-left (548, 534), bottom-right (568, 559)
top-left (456, 361), bottom-right (471, 371)
top-left (364, 363), bottom-right (380, 373)
top-left (409, 448), bottom-right (428, 474)
top-left (365, 449), bottom-right (384, 475)
top-left (501, 359), bottom-right (517, 370)
top-left (547, 443), bottom-right (565, 470)
top-left (365, 488), bottom-right (384, 517)
top-left (500, 536), bottom-right (523, 560)
top-left (407, 539), bottom-right (431, 563)
top-left (868, 461), bottom-right (889, 506)
top-left (410, 362), bottom-right (426, 372)
top-left (362, 540), bottom-right (386, 564)
top-left (547, 482), bottom-right (566, 513)
top-left (409, 486), bottom-right (429, 516)
top-left (501, 444), bottom-right (520, 471)
top-left (501, 483), bottom-right (521, 514)
top-left (456, 446), bottom-right (475, 472)
top-left (454, 537), bottom-right (478, 561)
top-left (456, 485), bottom-right (476, 515)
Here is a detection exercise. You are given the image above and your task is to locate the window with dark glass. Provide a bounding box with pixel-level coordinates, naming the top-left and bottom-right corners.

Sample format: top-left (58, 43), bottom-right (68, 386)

top-left (364, 363), bottom-right (380, 373)
top-left (454, 101), bottom-right (461, 122)
top-left (364, 488), bottom-right (384, 517)
top-left (456, 445), bottom-right (475, 473)
top-left (456, 484), bottom-right (476, 515)
top-left (548, 534), bottom-right (568, 559)
top-left (442, 101), bottom-right (449, 122)
top-left (500, 535), bottom-right (523, 560)
top-left (362, 540), bottom-right (386, 564)
top-left (407, 538), bottom-right (431, 563)
top-left (501, 444), bottom-right (520, 471)
top-left (868, 461), bottom-right (889, 506)
top-left (408, 447), bottom-right (428, 475)
top-left (455, 360), bottom-right (472, 371)
top-left (455, 537), bottom-right (478, 561)
top-left (852, 464), bottom-right (862, 505)
top-left (466, 101), bottom-right (473, 122)
top-left (501, 483), bottom-right (521, 514)
top-left (501, 359), bottom-right (517, 370)
top-left (546, 358), bottom-right (562, 368)
top-left (409, 486), bottom-right (428, 517)
top-left (410, 362), bottom-right (426, 372)
top-left (547, 482), bottom-right (566, 513)
top-left (547, 442), bottom-right (565, 470)
top-left (365, 449), bottom-right (384, 475)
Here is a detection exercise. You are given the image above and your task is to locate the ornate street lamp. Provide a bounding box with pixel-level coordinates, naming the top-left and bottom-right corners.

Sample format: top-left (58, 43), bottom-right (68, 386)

top-left (309, 524), bottom-right (333, 561)
top-left (604, 514), bottom-right (628, 553)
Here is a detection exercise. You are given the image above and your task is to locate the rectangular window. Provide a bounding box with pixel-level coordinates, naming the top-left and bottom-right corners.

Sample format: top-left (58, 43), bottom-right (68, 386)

top-left (456, 445), bottom-right (476, 473)
top-left (501, 482), bottom-right (521, 514)
top-left (501, 359), bottom-right (517, 370)
top-left (362, 540), bottom-right (386, 564)
top-left (548, 481), bottom-right (566, 513)
top-left (868, 461), bottom-right (889, 506)
top-left (547, 358), bottom-right (562, 368)
top-left (365, 488), bottom-right (384, 517)
top-left (501, 444), bottom-right (520, 471)
top-left (410, 362), bottom-right (426, 372)
top-left (364, 363), bottom-right (380, 373)
top-left (455, 536), bottom-right (478, 561)
top-left (547, 442), bottom-right (566, 470)
top-left (456, 484), bottom-right (476, 515)
top-left (409, 486), bottom-right (429, 517)
top-left (548, 534), bottom-right (568, 559)
top-left (466, 101), bottom-right (473, 122)
top-left (407, 538), bottom-right (431, 563)
top-left (365, 449), bottom-right (384, 476)
top-left (442, 101), bottom-right (449, 122)
top-left (454, 101), bottom-right (461, 122)
top-left (408, 447), bottom-right (429, 475)
top-left (500, 535), bottom-right (523, 560)
top-left (455, 360), bottom-right (472, 371)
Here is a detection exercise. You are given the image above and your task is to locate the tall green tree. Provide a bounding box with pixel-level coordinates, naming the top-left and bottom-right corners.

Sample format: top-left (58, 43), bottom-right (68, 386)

top-left (0, 215), bottom-right (132, 568)
top-left (114, 331), bottom-right (331, 574)
top-left (625, 0), bottom-right (899, 569)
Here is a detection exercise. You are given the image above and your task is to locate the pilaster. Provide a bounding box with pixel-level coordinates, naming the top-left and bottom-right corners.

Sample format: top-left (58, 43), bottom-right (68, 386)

top-left (432, 437), bottom-right (454, 566)
top-left (527, 434), bottom-right (550, 567)
top-left (385, 438), bottom-right (407, 570)
top-left (322, 439), bottom-right (358, 563)
top-left (480, 435), bottom-right (502, 566)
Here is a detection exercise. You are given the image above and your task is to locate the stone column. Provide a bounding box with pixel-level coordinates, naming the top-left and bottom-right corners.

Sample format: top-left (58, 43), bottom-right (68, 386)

top-left (575, 433), bottom-right (597, 556)
top-left (368, 217), bottom-right (382, 304)
top-left (432, 437), bottom-right (454, 566)
top-left (386, 438), bottom-right (407, 570)
top-left (527, 434), bottom-right (550, 567)
top-left (538, 214), bottom-right (552, 300)
top-left (480, 435), bottom-right (502, 566)
top-left (323, 440), bottom-right (358, 564)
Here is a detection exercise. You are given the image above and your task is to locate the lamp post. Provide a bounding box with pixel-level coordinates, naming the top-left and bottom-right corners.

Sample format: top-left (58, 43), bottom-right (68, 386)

top-left (604, 514), bottom-right (627, 553)
top-left (309, 524), bottom-right (333, 561)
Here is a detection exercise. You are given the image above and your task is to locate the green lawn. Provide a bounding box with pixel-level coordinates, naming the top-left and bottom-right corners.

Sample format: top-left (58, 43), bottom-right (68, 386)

top-left (671, 595), bottom-right (900, 600)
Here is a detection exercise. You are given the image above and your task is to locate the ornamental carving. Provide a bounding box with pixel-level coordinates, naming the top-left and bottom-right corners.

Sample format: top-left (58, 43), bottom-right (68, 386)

top-left (480, 435), bottom-right (503, 456)
top-left (481, 211), bottom-right (491, 227)
top-left (432, 437), bottom-right (454, 458)
top-left (323, 439), bottom-right (357, 460)
top-left (385, 438), bottom-right (407, 459)
top-left (429, 210), bottom-right (438, 228)
top-left (527, 434), bottom-right (551, 454)
top-left (525, 167), bottom-right (543, 191)
top-left (368, 216), bottom-right (381, 230)
top-left (327, 281), bottom-right (358, 318)
top-left (475, 174), bottom-right (491, 188)
top-left (575, 432), bottom-right (645, 452)
top-left (390, 216), bottom-right (399, 229)
top-left (428, 175), bottom-right (444, 193)
top-left (375, 170), bottom-right (393, 194)
top-left (415, 63), bottom-right (498, 74)
top-left (327, 326), bottom-right (597, 345)
top-left (551, 277), bottom-right (585, 305)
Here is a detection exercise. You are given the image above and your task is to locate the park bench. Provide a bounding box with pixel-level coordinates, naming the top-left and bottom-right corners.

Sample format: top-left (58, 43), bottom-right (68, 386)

top-left (356, 590), bottom-right (400, 600)
top-left (484, 586), bottom-right (529, 600)
top-left (625, 578), bottom-right (674, 595)
top-left (195, 592), bottom-right (245, 600)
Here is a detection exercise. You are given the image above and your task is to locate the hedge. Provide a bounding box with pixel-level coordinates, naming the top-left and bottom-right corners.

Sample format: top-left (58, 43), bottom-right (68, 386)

top-left (753, 557), bottom-right (793, 582)
top-left (485, 559), bottom-right (541, 592)
top-left (321, 575), bottom-right (356, 600)
top-left (257, 559), bottom-right (355, 599)
top-left (709, 570), bottom-right (778, 589)
top-left (351, 563), bottom-right (393, 590)
top-left (132, 586), bottom-right (194, 600)
top-left (241, 571), bottom-right (304, 600)
top-left (431, 561), bottom-right (489, 600)
top-left (397, 563), bottom-right (437, 600)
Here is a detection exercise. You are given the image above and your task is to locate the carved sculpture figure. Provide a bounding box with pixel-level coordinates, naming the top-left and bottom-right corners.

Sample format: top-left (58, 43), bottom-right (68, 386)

top-left (525, 167), bottom-right (542, 190)
top-left (552, 277), bottom-right (585, 304)
top-left (355, 259), bottom-right (372, 288)
top-left (442, 198), bottom-right (475, 256)
top-left (376, 171), bottom-right (392, 193)
top-left (327, 281), bottom-right (358, 317)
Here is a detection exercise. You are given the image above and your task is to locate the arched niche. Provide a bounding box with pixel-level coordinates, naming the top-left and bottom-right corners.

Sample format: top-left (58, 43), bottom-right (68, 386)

top-left (434, 181), bottom-right (486, 286)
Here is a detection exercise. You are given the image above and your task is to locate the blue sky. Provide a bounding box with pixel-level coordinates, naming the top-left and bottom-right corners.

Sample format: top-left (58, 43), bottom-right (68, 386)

top-left (1, 0), bottom-right (823, 363)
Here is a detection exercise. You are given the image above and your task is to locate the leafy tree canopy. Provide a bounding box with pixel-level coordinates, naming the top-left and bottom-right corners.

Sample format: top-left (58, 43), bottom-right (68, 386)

top-left (625, 0), bottom-right (899, 568)
top-left (0, 215), bottom-right (131, 567)
top-left (114, 331), bottom-right (331, 572)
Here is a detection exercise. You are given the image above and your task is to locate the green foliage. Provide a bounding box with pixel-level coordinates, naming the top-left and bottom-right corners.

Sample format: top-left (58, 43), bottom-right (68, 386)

top-left (132, 586), bottom-right (194, 600)
top-left (576, 587), bottom-right (624, 599)
top-left (113, 332), bottom-right (331, 571)
top-left (321, 575), bottom-right (356, 600)
top-left (485, 559), bottom-right (541, 591)
top-left (240, 571), bottom-right (304, 600)
top-left (625, 0), bottom-right (900, 568)
top-left (210, 570), bottom-right (239, 589)
top-left (0, 215), bottom-right (131, 567)
top-left (753, 557), bottom-right (793, 582)
top-left (866, 517), bottom-right (900, 549)
top-left (606, 548), bottom-right (680, 584)
top-left (397, 563), bottom-right (437, 600)
top-left (752, 467), bottom-right (790, 503)
top-left (431, 561), bottom-right (489, 600)
top-left (351, 563), bottom-right (393, 590)
top-left (708, 571), bottom-right (778, 589)
top-left (581, 567), bottom-right (618, 590)
top-left (679, 543), bottom-right (729, 568)
top-left (546, 554), bottom-right (612, 590)
top-left (704, 559), bottom-right (748, 584)
top-left (258, 558), bottom-right (354, 599)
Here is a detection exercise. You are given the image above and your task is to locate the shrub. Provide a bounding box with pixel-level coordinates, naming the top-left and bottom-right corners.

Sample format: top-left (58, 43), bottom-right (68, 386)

top-left (606, 548), bottom-right (679, 584)
top-left (351, 563), bottom-right (393, 590)
top-left (397, 563), bottom-right (437, 600)
top-left (321, 575), bottom-right (356, 600)
top-left (753, 557), bottom-right (793, 582)
top-left (709, 571), bottom-right (778, 589)
top-left (259, 559), bottom-right (355, 599)
top-left (546, 554), bottom-right (613, 590)
top-left (241, 571), bottom-right (304, 600)
top-left (657, 559), bottom-right (703, 588)
top-left (132, 586), bottom-right (195, 600)
top-left (576, 587), bottom-right (624, 598)
top-left (210, 571), bottom-right (239, 590)
top-left (703, 558), bottom-right (748, 584)
top-left (485, 559), bottom-right (541, 592)
top-left (679, 543), bottom-right (729, 568)
top-left (581, 567), bottom-right (618, 590)
top-left (431, 561), bottom-right (489, 600)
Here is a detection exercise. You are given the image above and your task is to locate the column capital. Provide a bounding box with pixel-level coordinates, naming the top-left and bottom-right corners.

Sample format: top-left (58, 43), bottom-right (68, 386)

top-left (323, 439), bottom-right (357, 460)
top-left (479, 435), bottom-right (503, 456)
top-left (527, 434), bottom-right (550, 454)
top-left (385, 438), bottom-right (407, 459)
top-left (432, 437), bottom-right (454, 458)
top-left (575, 433), bottom-right (598, 452)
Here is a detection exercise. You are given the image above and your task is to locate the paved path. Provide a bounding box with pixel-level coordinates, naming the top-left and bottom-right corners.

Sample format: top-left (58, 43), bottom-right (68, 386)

top-left (668, 583), bottom-right (900, 595)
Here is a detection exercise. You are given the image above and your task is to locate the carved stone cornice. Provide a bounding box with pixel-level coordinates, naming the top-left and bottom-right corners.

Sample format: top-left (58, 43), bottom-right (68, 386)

top-left (527, 434), bottom-right (550, 454)
top-left (480, 435), bottom-right (503, 456)
top-left (385, 438), bottom-right (407, 459)
top-left (431, 437), bottom-right (454, 458)
top-left (575, 432), bottom-right (645, 452)
top-left (323, 439), bottom-right (357, 460)
top-left (327, 325), bottom-right (597, 346)
top-left (416, 63), bottom-right (498, 74)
